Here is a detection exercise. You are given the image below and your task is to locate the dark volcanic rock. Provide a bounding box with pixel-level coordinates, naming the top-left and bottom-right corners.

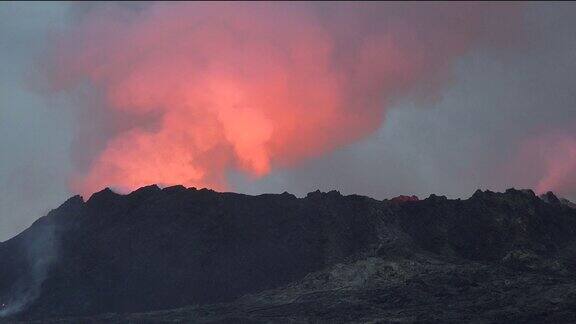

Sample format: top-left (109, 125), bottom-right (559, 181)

top-left (1, 187), bottom-right (576, 323)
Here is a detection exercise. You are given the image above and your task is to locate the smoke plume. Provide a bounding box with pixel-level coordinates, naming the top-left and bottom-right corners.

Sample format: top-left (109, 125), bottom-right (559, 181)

top-left (516, 128), bottom-right (576, 197)
top-left (0, 223), bottom-right (58, 317)
top-left (48, 2), bottom-right (521, 197)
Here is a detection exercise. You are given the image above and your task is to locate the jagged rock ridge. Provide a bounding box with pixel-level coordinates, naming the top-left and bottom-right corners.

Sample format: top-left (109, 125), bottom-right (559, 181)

top-left (0, 186), bottom-right (576, 323)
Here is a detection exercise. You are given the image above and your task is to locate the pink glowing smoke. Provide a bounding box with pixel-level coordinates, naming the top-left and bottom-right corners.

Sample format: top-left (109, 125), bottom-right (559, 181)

top-left (48, 2), bottom-right (521, 196)
top-left (518, 129), bottom-right (576, 196)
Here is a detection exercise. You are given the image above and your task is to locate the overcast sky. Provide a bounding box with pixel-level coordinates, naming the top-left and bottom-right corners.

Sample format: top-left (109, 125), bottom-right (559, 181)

top-left (1, 2), bottom-right (576, 241)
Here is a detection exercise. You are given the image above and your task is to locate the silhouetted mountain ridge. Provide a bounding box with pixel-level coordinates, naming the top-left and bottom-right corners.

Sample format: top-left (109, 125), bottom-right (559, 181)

top-left (1, 186), bottom-right (576, 323)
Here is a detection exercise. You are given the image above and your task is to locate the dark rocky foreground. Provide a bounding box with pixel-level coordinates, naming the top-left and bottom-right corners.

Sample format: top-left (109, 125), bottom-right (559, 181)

top-left (1, 186), bottom-right (576, 323)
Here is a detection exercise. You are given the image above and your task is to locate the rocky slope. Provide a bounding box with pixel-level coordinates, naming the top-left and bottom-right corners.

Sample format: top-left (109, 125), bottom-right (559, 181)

top-left (1, 186), bottom-right (576, 323)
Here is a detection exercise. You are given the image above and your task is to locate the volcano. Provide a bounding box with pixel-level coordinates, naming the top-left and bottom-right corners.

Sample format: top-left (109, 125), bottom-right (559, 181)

top-left (1, 186), bottom-right (576, 323)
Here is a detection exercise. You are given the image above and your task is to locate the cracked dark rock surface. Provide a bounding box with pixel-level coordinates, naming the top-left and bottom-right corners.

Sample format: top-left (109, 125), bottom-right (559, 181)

top-left (1, 186), bottom-right (575, 323)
